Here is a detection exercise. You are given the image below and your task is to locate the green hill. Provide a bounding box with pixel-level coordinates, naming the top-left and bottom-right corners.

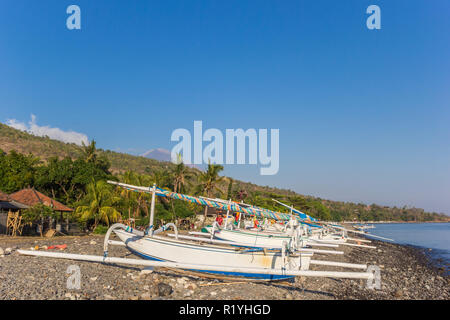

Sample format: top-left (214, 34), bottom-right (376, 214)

top-left (0, 123), bottom-right (165, 175)
top-left (0, 122), bottom-right (448, 222)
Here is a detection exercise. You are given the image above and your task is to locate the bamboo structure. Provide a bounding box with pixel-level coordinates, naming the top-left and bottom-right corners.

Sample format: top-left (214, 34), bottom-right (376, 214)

top-left (6, 210), bottom-right (23, 236)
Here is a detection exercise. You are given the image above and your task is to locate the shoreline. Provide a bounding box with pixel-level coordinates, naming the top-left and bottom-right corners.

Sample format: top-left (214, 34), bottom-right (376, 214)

top-left (0, 235), bottom-right (448, 300)
top-left (406, 244), bottom-right (449, 276)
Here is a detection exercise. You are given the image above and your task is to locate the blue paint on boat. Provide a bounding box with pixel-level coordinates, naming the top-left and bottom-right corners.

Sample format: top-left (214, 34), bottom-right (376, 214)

top-left (126, 246), bottom-right (294, 281)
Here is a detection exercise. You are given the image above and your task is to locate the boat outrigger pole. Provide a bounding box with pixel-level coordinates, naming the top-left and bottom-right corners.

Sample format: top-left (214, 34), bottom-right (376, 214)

top-left (331, 225), bottom-right (394, 242)
top-left (272, 199), bottom-right (394, 242)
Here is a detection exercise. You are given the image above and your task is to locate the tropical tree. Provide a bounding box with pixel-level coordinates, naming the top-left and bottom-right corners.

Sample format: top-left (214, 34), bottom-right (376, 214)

top-left (172, 154), bottom-right (192, 194)
top-left (167, 155), bottom-right (193, 224)
top-left (117, 171), bottom-right (153, 222)
top-left (118, 171), bottom-right (139, 220)
top-left (0, 150), bottom-right (39, 193)
top-left (152, 169), bottom-right (171, 188)
top-left (75, 180), bottom-right (122, 230)
top-left (21, 203), bottom-right (56, 237)
top-left (81, 140), bottom-right (97, 163)
top-left (133, 173), bottom-right (153, 220)
top-left (226, 177), bottom-right (233, 200)
top-left (80, 139), bottom-right (111, 174)
top-left (195, 163), bottom-right (224, 224)
top-left (35, 156), bottom-right (113, 206)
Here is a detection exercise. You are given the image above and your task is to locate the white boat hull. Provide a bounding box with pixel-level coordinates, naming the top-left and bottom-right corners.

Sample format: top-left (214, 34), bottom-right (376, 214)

top-left (114, 229), bottom-right (312, 280)
top-left (203, 226), bottom-right (303, 248)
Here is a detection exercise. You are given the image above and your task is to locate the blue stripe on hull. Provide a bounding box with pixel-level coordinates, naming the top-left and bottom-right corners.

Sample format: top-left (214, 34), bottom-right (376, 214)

top-left (127, 247), bottom-right (294, 281)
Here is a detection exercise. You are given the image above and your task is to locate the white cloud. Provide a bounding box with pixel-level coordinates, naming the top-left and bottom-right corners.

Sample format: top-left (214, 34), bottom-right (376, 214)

top-left (5, 114), bottom-right (89, 146)
top-left (6, 118), bottom-right (28, 131)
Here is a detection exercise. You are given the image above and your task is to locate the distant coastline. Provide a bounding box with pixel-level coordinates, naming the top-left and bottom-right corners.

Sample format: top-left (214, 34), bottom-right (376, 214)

top-left (345, 220), bottom-right (449, 224)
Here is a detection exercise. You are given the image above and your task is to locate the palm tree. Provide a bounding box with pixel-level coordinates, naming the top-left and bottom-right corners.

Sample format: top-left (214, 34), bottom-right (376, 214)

top-left (152, 169), bottom-right (171, 188)
top-left (196, 163), bottom-right (224, 225)
top-left (119, 171), bottom-right (139, 221)
top-left (172, 153), bottom-right (192, 194)
top-left (134, 173), bottom-right (152, 220)
top-left (81, 140), bottom-right (97, 163)
top-left (118, 171), bottom-right (153, 221)
top-left (76, 180), bottom-right (122, 230)
top-left (226, 177), bottom-right (233, 200)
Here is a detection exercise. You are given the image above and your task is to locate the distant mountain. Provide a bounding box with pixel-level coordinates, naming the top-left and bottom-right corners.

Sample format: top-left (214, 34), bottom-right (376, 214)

top-left (141, 148), bottom-right (172, 162)
top-left (141, 148), bottom-right (203, 170)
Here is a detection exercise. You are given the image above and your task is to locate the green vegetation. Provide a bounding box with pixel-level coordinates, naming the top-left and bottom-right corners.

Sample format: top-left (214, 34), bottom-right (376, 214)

top-left (75, 180), bottom-right (122, 230)
top-left (0, 122), bottom-right (167, 175)
top-left (21, 204), bottom-right (56, 236)
top-left (0, 123), bottom-right (448, 229)
top-left (195, 162), bottom-right (225, 224)
top-left (93, 225), bottom-right (109, 235)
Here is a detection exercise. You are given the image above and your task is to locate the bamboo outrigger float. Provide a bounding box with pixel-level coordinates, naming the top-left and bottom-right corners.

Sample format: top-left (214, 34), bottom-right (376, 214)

top-left (18, 181), bottom-right (377, 282)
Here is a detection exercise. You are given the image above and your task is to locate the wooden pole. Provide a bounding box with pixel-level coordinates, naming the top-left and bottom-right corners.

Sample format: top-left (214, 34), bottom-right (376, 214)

top-left (224, 199), bottom-right (231, 229)
top-left (149, 183), bottom-right (156, 234)
top-left (6, 210), bottom-right (12, 236)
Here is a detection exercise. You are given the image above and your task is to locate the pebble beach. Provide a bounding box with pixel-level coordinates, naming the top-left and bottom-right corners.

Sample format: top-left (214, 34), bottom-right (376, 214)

top-left (0, 234), bottom-right (448, 300)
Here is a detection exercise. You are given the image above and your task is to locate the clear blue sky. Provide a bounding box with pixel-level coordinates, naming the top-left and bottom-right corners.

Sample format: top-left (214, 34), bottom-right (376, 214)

top-left (1, 1), bottom-right (449, 213)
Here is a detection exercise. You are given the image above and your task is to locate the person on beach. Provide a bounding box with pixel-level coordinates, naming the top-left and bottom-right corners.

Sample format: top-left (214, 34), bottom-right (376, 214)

top-left (215, 214), bottom-right (224, 226)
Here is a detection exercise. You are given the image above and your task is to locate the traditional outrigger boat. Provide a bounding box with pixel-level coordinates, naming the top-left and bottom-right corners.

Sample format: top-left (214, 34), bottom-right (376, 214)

top-left (199, 197), bottom-right (384, 250)
top-left (354, 223), bottom-right (376, 232)
top-left (18, 181), bottom-right (376, 282)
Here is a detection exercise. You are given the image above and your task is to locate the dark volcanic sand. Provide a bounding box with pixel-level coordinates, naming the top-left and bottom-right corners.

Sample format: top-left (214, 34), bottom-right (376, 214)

top-left (0, 234), bottom-right (448, 300)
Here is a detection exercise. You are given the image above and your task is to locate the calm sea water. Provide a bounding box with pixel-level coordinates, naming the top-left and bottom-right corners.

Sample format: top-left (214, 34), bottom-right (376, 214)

top-left (366, 222), bottom-right (450, 270)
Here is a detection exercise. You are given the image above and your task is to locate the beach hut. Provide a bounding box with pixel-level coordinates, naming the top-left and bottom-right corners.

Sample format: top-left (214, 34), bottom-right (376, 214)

top-left (0, 190), bottom-right (29, 235)
top-left (9, 188), bottom-right (73, 234)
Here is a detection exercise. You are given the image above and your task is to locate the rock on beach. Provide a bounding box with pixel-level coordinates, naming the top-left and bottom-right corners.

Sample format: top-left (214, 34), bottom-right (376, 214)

top-left (0, 234), bottom-right (448, 300)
